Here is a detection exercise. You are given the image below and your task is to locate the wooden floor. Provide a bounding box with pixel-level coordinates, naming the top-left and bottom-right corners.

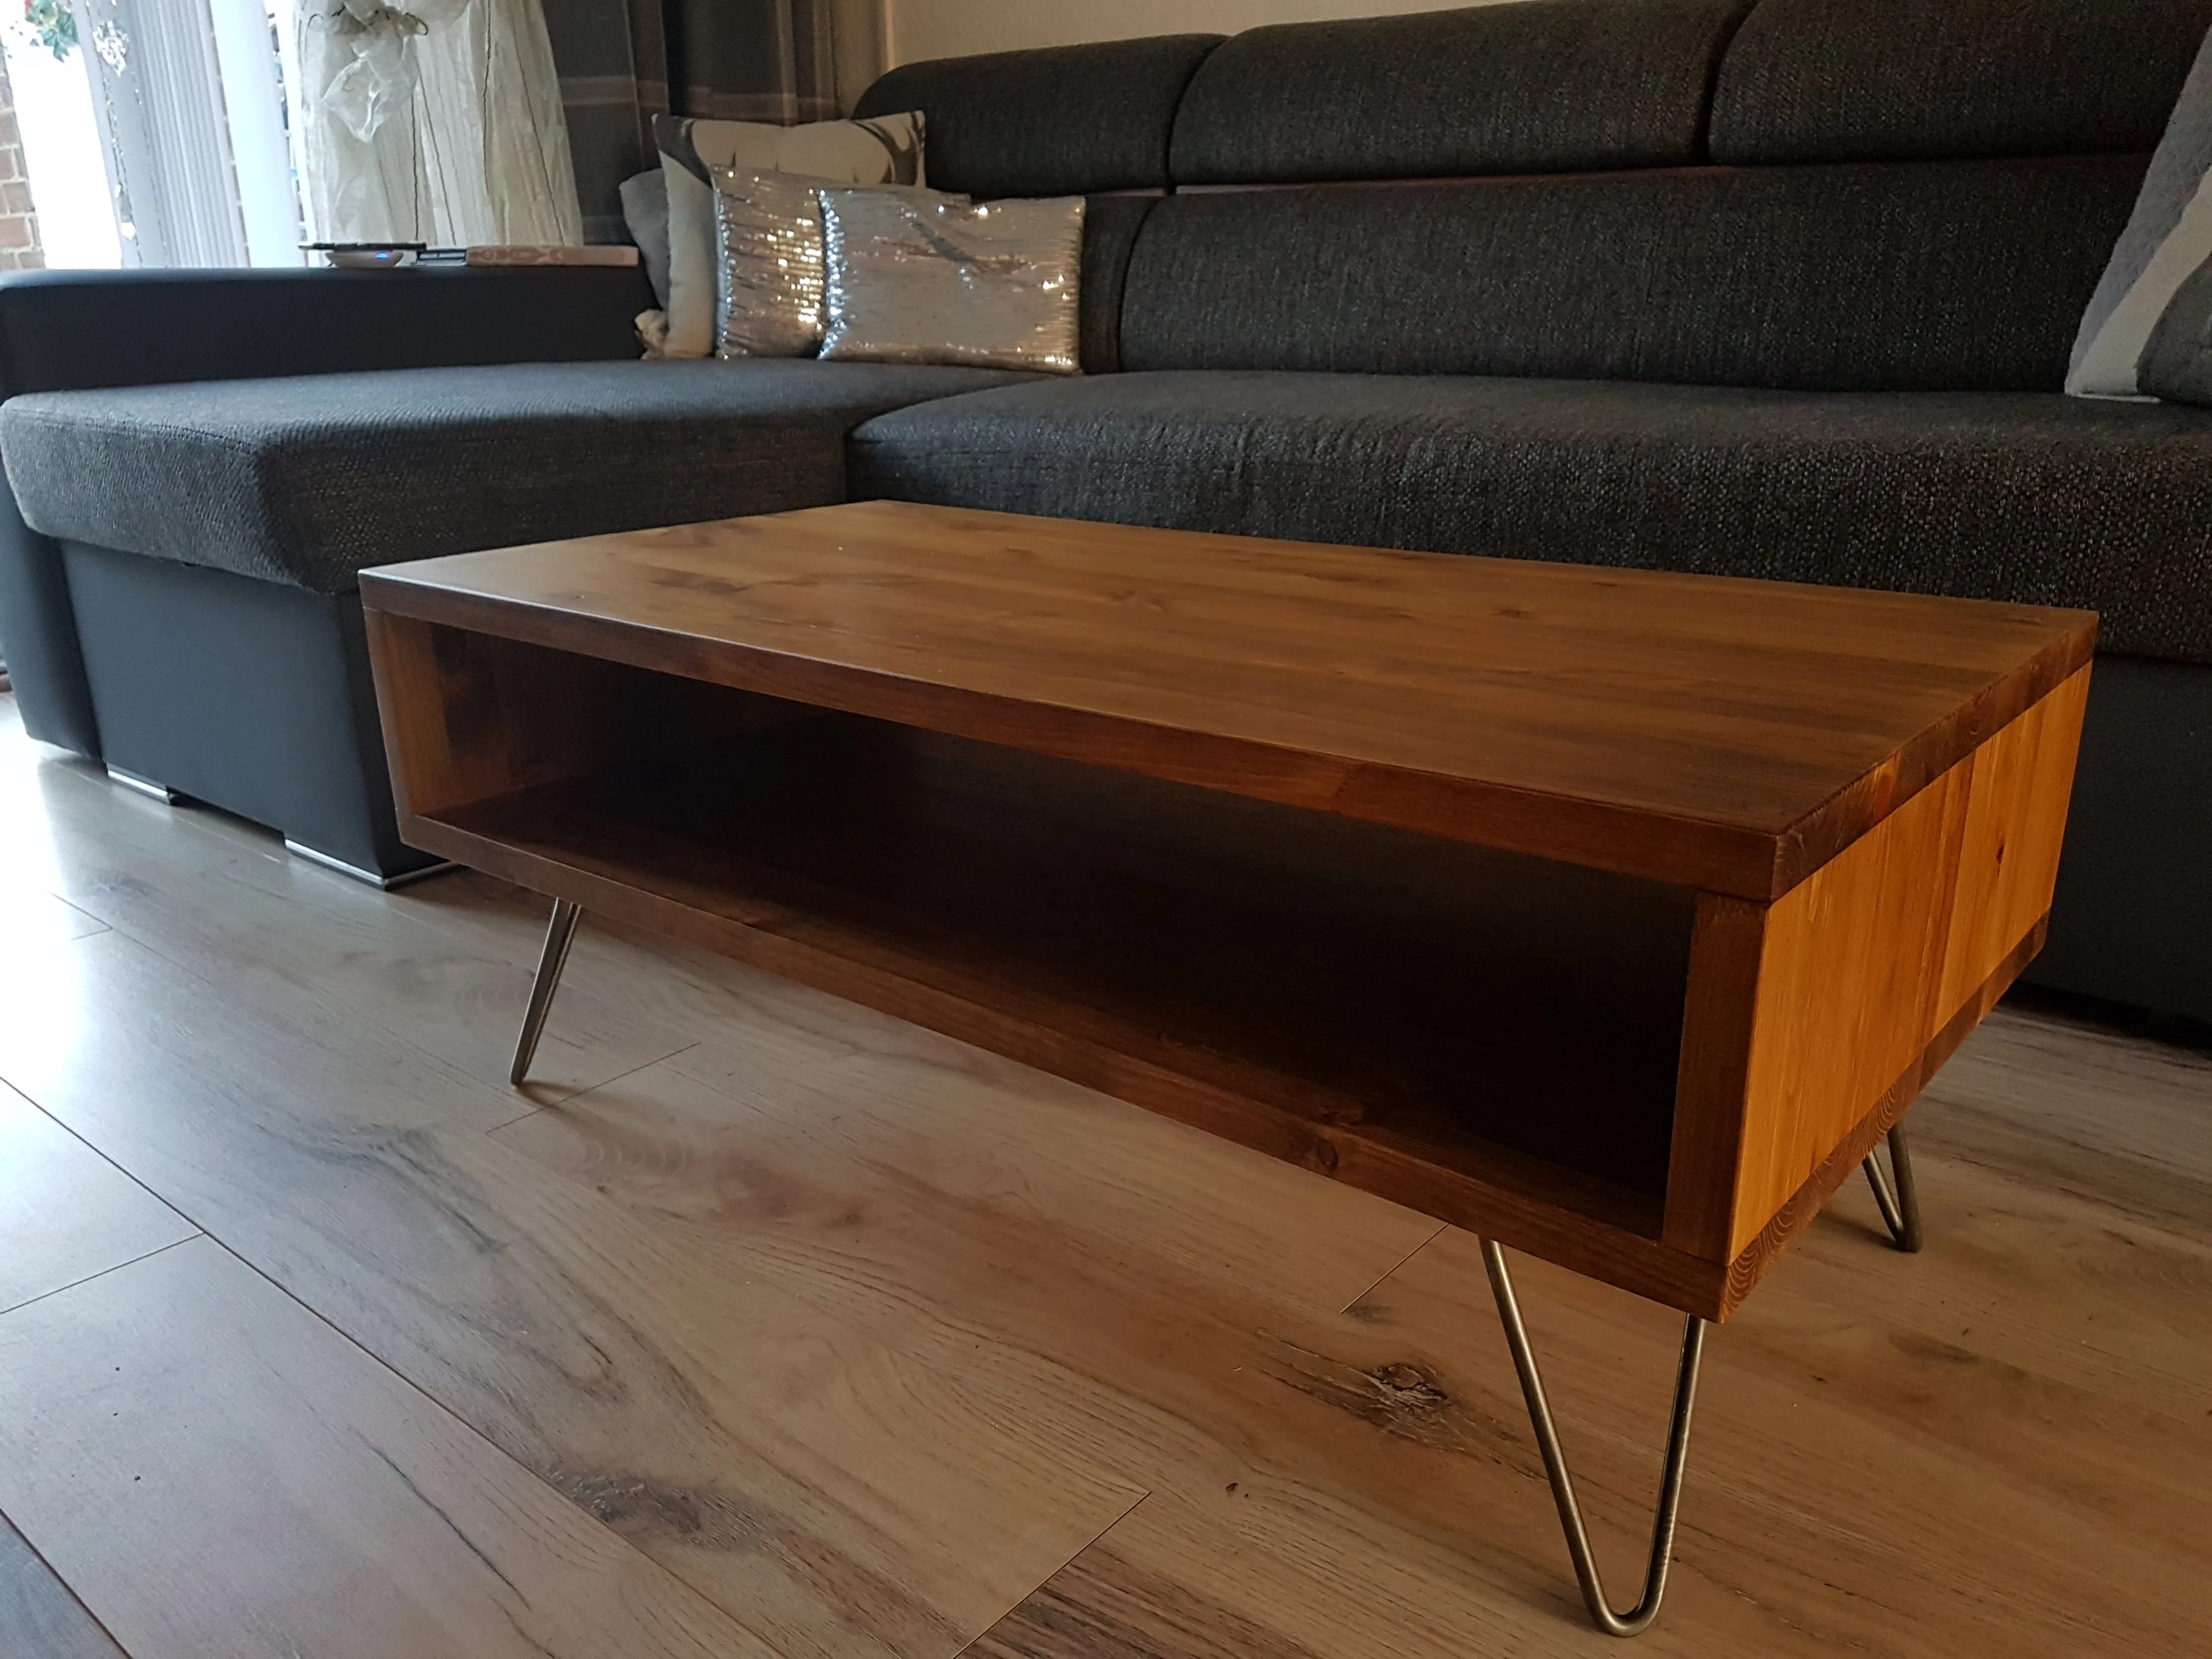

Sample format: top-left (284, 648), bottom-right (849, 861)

top-left (1, 689), bottom-right (2208, 1658)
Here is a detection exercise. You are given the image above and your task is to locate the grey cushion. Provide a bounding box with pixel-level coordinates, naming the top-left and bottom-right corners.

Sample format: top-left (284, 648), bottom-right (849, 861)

top-left (2070, 25), bottom-right (2212, 398)
top-left (619, 167), bottom-right (672, 307)
top-left (850, 370), bottom-right (2212, 665)
top-left (1711, 0), bottom-right (2212, 165)
top-left (854, 35), bottom-right (1223, 198)
top-left (2141, 263), bottom-right (2212, 405)
top-left (1, 360), bottom-right (1035, 594)
top-left (1169, 0), bottom-right (1751, 185)
top-left (1118, 155), bottom-right (2142, 393)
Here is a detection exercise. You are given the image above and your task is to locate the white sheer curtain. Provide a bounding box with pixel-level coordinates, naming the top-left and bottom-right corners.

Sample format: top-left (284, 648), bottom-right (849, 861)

top-left (296, 0), bottom-right (583, 246)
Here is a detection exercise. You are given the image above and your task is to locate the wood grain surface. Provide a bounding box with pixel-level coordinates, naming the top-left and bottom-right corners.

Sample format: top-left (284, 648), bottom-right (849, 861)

top-left (498, 1008), bottom-right (2212, 1659)
top-left (5, 928), bottom-right (1142, 1659)
top-left (0, 715), bottom-right (1146, 1659)
top-left (360, 501), bottom-right (2095, 899)
top-left (0, 1082), bottom-right (198, 1316)
top-left (0, 1238), bottom-right (771, 1659)
top-left (961, 1121), bottom-right (2212, 1659)
top-left (1720, 669), bottom-right (2089, 1260)
top-left (0, 1514), bottom-right (122, 1659)
top-left (1, 689), bottom-right (2208, 1657)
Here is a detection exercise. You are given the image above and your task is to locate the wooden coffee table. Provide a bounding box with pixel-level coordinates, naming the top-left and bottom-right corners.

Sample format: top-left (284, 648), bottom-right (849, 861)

top-left (360, 501), bottom-right (2093, 1634)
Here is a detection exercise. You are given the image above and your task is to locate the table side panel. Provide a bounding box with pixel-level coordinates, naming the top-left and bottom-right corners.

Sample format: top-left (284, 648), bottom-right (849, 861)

top-left (1936, 673), bottom-right (2090, 1019)
top-left (1720, 667), bottom-right (2090, 1261)
top-left (1663, 894), bottom-right (1770, 1259)
top-left (1717, 916), bottom-right (2044, 1316)
top-left (364, 610), bottom-right (479, 819)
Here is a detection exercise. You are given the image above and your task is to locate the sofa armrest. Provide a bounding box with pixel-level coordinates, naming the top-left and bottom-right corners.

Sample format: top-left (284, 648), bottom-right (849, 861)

top-left (0, 265), bottom-right (656, 397)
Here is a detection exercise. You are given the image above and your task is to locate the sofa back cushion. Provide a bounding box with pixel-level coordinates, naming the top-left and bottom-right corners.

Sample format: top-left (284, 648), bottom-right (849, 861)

top-left (1120, 155), bottom-right (2141, 392)
top-left (1709, 0), bottom-right (2212, 165)
top-left (1169, 0), bottom-right (1751, 185)
top-left (854, 35), bottom-right (1223, 199)
top-left (1115, 0), bottom-right (2211, 392)
top-left (0, 268), bottom-right (653, 398)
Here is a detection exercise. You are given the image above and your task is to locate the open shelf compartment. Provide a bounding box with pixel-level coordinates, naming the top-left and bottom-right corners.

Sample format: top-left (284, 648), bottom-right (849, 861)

top-left (382, 623), bottom-right (1705, 1251)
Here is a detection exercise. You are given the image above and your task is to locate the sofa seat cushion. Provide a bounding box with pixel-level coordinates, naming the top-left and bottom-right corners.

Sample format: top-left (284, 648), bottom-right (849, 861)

top-left (0, 360), bottom-right (1035, 594)
top-left (851, 370), bottom-right (2212, 665)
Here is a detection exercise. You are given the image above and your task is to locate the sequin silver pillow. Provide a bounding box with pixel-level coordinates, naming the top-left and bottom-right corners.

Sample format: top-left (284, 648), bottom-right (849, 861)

top-left (712, 170), bottom-right (830, 358)
top-left (650, 111), bottom-right (925, 360)
top-left (817, 192), bottom-right (1085, 375)
top-left (713, 171), bottom-right (965, 359)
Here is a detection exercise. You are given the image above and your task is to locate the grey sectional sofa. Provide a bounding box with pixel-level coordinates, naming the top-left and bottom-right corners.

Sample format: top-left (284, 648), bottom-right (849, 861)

top-left (4, 0), bottom-right (2211, 1025)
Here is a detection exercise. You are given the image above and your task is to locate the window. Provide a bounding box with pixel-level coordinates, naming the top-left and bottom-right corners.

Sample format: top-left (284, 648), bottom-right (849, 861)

top-left (3, 0), bottom-right (302, 268)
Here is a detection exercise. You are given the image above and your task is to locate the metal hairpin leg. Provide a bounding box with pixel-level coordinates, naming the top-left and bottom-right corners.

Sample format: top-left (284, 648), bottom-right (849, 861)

top-left (1860, 1124), bottom-right (1923, 1253)
top-left (509, 899), bottom-right (582, 1085)
top-left (1481, 1239), bottom-right (1707, 1638)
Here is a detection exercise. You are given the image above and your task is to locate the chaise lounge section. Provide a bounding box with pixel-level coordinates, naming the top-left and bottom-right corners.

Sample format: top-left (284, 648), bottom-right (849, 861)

top-left (3, 0), bottom-right (2210, 1020)
top-left (1, 357), bottom-right (1032, 877)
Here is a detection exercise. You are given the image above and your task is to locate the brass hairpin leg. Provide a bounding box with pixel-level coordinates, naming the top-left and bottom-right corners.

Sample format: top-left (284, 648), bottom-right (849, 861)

top-left (509, 898), bottom-right (581, 1085)
top-left (1481, 1239), bottom-right (1706, 1638)
top-left (1861, 1124), bottom-right (1924, 1253)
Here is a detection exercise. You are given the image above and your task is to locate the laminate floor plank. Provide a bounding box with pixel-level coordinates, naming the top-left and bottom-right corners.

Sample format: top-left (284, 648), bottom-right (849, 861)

top-left (0, 1511), bottom-right (125, 1659)
top-left (498, 1037), bottom-right (1812, 1656)
top-left (1356, 1216), bottom-right (2210, 1655)
top-left (492, 1013), bottom-right (1443, 1322)
top-left (1916, 998), bottom-right (2212, 1232)
top-left (0, 880), bottom-right (105, 945)
top-left (0, 752), bottom-right (698, 1106)
top-left (0, 695), bottom-right (715, 1107)
top-left (0, 1236), bottom-right (769, 1659)
top-left (0, 1080), bottom-right (199, 1315)
top-left (0, 924), bottom-right (1139, 1659)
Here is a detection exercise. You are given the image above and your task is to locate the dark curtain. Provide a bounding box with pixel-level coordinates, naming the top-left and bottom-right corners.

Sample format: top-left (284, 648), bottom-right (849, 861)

top-left (543, 1), bottom-right (881, 241)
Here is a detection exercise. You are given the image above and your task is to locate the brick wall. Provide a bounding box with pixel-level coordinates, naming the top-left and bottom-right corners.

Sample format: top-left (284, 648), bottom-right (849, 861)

top-left (0, 52), bottom-right (44, 270)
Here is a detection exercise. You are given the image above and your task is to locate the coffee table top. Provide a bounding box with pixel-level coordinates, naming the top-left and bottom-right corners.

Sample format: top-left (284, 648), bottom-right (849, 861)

top-left (359, 501), bottom-right (2095, 900)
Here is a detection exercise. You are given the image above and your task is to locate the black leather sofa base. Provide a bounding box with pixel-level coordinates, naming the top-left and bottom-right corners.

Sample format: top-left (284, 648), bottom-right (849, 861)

top-left (0, 506), bottom-right (97, 756)
top-left (61, 543), bottom-right (440, 882)
top-left (2030, 655), bottom-right (2212, 1022)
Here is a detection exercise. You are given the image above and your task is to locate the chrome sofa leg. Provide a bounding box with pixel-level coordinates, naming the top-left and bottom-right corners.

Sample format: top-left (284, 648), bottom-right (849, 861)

top-left (283, 839), bottom-right (454, 890)
top-left (510, 898), bottom-right (582, 1085)
top-left (108, 766), bottom-right (179, 803)
top-left (1481, 1239), bottom-right (1706, 1638)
